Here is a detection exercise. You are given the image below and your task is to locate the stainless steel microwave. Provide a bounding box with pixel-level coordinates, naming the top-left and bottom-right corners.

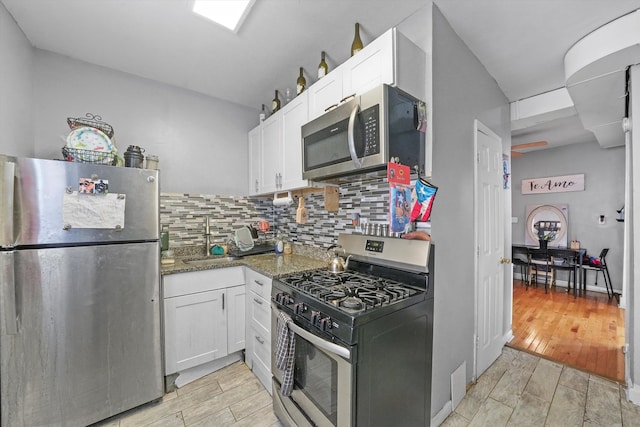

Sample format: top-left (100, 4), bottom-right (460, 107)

top-left (302, 84), bottom-right (425, 181)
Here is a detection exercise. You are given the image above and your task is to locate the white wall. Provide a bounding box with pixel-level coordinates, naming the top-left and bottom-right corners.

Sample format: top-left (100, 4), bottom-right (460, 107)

top-left (0, 2), bottom-right (33, 157)
top-left (512, 141), bottom-right (625, 291)
top-left (430, 4), bottom-right (511, 419)
top-left (32, 50), bottom-right (257, 195)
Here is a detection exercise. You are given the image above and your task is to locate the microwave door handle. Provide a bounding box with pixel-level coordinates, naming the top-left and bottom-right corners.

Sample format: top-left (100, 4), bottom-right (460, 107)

top-left (347, 104), bottom-right (363, 168)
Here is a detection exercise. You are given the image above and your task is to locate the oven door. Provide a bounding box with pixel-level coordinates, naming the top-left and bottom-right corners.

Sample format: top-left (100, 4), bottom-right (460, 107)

top-left (271, 304), bottom-right (353, 427)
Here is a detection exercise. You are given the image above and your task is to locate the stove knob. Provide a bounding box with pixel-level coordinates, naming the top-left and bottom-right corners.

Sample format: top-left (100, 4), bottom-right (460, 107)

top-left (319, 317), bottom-right (332, 331)
top-left (311, 310), bottom-right (321, 324)
top-left (293, 303), bottom-right (306, 315)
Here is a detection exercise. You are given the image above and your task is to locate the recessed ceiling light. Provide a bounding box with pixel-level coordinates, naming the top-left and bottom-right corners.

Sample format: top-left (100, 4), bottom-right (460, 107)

top-left (192, 0), bottom-right (255, 33)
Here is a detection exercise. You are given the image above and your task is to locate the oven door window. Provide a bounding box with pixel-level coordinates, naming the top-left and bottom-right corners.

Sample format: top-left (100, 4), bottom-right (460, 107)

top-left (294, 335), bottom-right (339, 424)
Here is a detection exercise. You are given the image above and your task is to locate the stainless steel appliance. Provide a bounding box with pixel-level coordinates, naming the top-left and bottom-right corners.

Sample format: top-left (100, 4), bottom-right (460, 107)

top-left (271, 233), bottom-right (434, 427)
top-left (0, 155), bottom-right (163, 426)
top-left (302, 84), bottom-right (425, 181)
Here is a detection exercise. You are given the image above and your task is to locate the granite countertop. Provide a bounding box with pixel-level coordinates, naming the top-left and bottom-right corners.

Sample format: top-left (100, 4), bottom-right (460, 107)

top-left (161, 252), bottom-right (329, 278)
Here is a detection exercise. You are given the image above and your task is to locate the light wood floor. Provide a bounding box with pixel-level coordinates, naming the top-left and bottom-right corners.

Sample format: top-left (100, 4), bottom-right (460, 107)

top-left (509, 280), bottom-right (625, 383)
top-left (94, 361), bottom-right (281, 427)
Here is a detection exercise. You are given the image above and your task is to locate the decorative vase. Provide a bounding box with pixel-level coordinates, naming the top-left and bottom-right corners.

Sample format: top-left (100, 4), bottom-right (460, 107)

top-left (539, 239), bottom-right (548, 250)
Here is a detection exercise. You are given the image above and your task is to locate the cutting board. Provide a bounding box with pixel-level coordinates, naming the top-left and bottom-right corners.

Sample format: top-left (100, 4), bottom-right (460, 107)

top-left (324, 186), bottom-right (339, 212)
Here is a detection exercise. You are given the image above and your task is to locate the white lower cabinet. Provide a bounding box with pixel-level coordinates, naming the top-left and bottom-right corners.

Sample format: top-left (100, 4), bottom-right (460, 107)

top-left (163, 267), bottom-right (245, 379)
top-left (244, 268), bottom-right (273, 393)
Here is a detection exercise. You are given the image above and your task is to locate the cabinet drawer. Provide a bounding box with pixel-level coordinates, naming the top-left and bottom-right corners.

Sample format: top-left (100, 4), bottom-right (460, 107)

top-left (164, 266), bottom-right (244, 298)
top-left (250, 293), bottom-right (270, 336)
top-left (249, 326), bottom-right (272, 388)
top-left (245, 269), bottom-right (272, 299)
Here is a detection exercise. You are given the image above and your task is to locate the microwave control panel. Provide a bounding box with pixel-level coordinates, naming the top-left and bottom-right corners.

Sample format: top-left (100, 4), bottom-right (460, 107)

top-left (361, 105), bottom-right (380, 157)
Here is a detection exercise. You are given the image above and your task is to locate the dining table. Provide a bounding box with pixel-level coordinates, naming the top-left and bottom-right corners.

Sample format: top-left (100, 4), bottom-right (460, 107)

top-left (512, 244), bottom-right (588, 298)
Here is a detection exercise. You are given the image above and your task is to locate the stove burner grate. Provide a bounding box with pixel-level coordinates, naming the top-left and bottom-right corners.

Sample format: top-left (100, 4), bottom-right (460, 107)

top-left (280, 269), bottom-right (418, 313)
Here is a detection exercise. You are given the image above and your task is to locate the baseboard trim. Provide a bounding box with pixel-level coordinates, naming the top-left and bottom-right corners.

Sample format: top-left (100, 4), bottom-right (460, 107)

top-left (514, 275), bottom-right (615, 295)
top-left (173, 351), bottom-right (243, 389)
top-left (627, 381), bottom-right (640, 405)
top-left (431, 400), bottom-right (452, 426)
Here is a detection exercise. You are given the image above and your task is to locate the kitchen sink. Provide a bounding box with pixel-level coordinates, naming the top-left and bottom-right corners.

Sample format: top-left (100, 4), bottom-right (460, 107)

top-left (183, 256), bottom-right (240, 266)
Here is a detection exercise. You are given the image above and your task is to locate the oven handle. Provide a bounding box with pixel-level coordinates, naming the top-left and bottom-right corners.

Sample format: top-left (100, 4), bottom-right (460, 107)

top-left (287, 320), bottom-right (351, 360)
top-left (347, 103), bottom-right (363, 169)
top-left (274, 305), bottom-right (351, 360)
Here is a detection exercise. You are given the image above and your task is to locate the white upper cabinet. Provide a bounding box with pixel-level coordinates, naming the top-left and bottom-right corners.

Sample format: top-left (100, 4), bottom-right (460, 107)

top-left (248, 92), bottom-right (311, 196)
top-left (281, 91), bottom-right (309, 191)
top-left (307, 70), bottom-right (343, 121)
top-left (248, 126), bottom-right (261, 196)
top-left (342, 29), bottom-right (395, 98)
top-left (260, 115), bottom-right (283, 194)
top-left (308, 28), bottom-right (425, 121)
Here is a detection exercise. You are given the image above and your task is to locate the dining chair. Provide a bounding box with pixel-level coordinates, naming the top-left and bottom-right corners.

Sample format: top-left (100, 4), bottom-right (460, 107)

top-left (512, 246), bottom-right (529, 284)
top-left (582, 248), bottom-right (613, 298)
top-left (549, 248), bottom-right (580, 298)
top-left (528, 248), bottom-right (554, 293)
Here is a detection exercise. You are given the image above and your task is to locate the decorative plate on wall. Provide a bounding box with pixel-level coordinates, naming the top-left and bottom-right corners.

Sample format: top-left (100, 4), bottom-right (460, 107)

top-left (525, 204), bottom-right (569, 247)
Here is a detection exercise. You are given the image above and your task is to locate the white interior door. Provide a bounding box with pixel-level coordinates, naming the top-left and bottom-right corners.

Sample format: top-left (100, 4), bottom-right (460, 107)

top-left (475, 120), bottom-right (506, 376)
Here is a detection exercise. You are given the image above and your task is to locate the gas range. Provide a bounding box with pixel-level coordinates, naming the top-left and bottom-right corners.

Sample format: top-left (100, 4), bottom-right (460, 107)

top-left (271, 233), bottom-right (432, 346)
top-left (271, 233), bottom-right (435, 427)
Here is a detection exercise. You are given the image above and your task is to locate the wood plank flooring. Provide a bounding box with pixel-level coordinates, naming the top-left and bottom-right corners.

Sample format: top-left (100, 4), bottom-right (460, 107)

top-left (93, 362), bottom-right (281, 427)
top-left (509, 280), bottom-right (625, 383)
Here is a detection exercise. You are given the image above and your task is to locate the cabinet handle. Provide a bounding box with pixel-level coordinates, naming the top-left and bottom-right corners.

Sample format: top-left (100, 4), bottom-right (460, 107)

top-left (254, 298), bottom-right (263, 305)
top-left (255, 179), bottom-right (259, 192)
top-left (255, 336), bottom-right (265, 345)
top-left (222, 293), bottom-right (225, 310)
top-left (254, 279), bottom-right (264, 286)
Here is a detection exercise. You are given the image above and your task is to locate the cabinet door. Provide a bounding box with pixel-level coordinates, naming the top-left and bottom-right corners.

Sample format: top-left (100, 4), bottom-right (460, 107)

top-left (227, 285), bottom-right (246, 354)
top-left (248, 125), bottom-right (262, 195)
top-left (261, 116), bottom-right (283, 193)
top-left (342, 28), bottom-right (394, 97)
top-left (164, 289), bottom-right (227, 375)
top-left (281, 92), bottom-right (309, 190)
top-left (307, 69), bottom-right (343, 120)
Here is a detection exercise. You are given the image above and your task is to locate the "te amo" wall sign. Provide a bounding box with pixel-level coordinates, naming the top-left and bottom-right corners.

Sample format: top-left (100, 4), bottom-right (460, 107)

top-left (521, 174), bottom-right (585, 195)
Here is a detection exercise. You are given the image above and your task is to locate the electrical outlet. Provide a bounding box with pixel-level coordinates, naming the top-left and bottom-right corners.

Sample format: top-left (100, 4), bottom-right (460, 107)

top-left (598, 215), bottom-right (605, 225)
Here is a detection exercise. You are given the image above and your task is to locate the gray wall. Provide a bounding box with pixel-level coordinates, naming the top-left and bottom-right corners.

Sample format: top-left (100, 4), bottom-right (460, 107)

top-left (512, 141), bottom-right (625, 291)
top-left (0, 2), bottom-right (34, 157)
top-left (430, 4), bottom-right (511, 417)
top-left (28, 50), bottom-right (256, 196)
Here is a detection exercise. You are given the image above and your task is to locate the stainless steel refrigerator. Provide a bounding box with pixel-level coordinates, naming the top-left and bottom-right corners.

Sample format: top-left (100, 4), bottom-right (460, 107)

top-left (0, 155), bottom-right (164, 426)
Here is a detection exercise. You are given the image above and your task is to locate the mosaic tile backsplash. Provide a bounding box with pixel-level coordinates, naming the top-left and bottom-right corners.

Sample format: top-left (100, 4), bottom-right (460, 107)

top-left (160, 175), bottom-right (394, 251)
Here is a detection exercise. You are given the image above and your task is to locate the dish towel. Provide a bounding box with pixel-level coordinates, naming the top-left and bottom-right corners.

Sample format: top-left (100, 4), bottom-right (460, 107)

top-left (275, 311), bottom-right (296, 397)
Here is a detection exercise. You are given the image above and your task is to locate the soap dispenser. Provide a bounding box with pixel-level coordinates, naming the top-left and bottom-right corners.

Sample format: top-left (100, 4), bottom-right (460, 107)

top-left (274, 233), bottom-right (284, 254)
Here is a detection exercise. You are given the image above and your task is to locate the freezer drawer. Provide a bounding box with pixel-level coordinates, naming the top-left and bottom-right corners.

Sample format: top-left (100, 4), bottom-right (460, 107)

top-left (0, 242), bottom-right (163, 427)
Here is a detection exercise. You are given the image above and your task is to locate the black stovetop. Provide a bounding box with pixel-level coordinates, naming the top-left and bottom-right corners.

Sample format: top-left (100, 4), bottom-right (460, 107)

top-left (278, 269), bottom-right (419, 315)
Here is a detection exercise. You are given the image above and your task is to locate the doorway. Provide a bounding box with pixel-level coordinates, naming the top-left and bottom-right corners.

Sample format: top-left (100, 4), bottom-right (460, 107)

top-left (508, 140), bottom-right (626, 383)
top-left (474, 120), bottom-right (508, 377)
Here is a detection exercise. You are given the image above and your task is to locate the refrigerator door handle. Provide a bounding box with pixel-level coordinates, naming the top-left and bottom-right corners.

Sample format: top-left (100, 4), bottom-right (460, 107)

top-left (0, 160), bottom-right (15, 247)
top-left (0, 251), bottom-right (18, 335)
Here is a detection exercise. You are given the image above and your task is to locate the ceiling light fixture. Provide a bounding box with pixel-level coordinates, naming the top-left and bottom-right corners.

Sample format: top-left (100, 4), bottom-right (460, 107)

top-left (191, 0), bottom-right (255, 33)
